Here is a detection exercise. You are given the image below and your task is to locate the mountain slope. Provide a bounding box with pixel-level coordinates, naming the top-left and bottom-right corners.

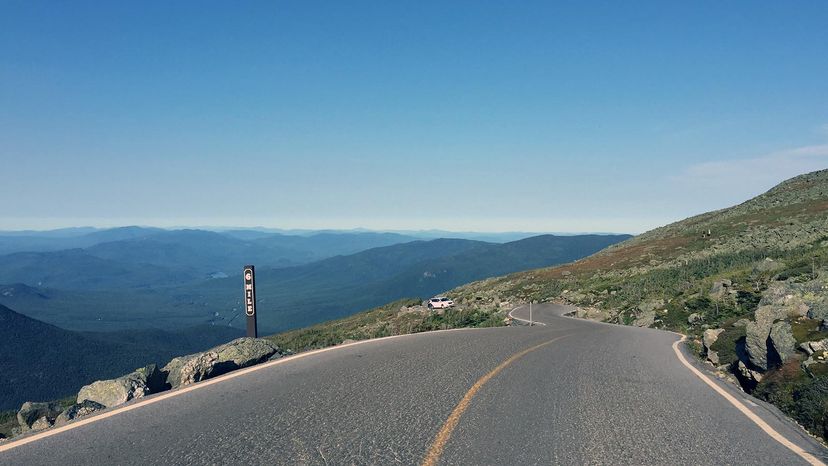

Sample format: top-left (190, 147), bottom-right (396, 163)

top-left (445, 169), bottom-right (828, 439)
top-left (189, 234), bottom-right (629, 332)
top-left (0, 303), bottom-right (241, 411)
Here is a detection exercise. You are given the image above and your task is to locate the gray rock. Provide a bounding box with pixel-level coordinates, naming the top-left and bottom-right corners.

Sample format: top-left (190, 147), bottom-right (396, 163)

top-left (633, 310), bottom-right (655, 328)
top-left (687, 313), bottom-right (703, 325)
top-left (709, 279), bottom-right (732, 299)
top-left (800, 338), bottom-right (828, 356)
top-left (769, 320), bottom-right (796, 364)
top-left (134, 364), bottom-right (166, 394)
top-left (638, 299), bottom-right (664, 313)
top-left (732, 318), bottom-right (751, 327)
top-left (30, 416), bottom-right (52, 431)
top-left (707, 350), bottom-right (720, 365)
top-left (17, 401), bottom-right (62, 432)
top-left (756, 258), bottom-right (783, 272)
top-left (53, 400), bottom-right (105, 426)
top-left (745, 303), bottom-right (793, 371)
top-left (737, 360), bottom-right (763, 383)
top-left (77, 364), bottom-right (161, 408)
top-left (163, 338), bottom-right (279, 389)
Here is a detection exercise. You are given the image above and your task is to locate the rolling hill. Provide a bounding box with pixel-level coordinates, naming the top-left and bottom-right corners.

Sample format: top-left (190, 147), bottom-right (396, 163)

top-left (0, 234), bottom-right (628, 333)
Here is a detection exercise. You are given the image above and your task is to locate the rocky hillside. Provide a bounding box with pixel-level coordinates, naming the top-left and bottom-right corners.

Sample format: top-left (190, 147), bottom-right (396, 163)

top-left (448, 169), bottom-right (828, 439)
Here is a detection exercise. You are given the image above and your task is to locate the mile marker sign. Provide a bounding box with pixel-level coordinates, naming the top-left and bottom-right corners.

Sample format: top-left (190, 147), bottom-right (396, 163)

top-left (243, 265), bottom-right (258, 338)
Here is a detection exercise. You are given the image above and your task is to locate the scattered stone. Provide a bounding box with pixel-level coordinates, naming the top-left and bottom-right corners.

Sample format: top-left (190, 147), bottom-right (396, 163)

top-left (800, 338), bottom-right (828, 356)
top-left (54, 400), bottom-right (105, 426)
top-left (732, 319), bottom-right (751, 327)
top-left (17, 401), bottom-right (63, 432)
top-left (340, 339), bottom-right (357, 345)
top-left (163, 338), bottom-right (279, 389)
top-left (687, 313), bottom-right (703, 325)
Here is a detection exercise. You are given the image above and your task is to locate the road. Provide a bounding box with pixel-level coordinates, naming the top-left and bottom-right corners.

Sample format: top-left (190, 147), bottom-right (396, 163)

top-left (2, 304), bottom-right (826, 465)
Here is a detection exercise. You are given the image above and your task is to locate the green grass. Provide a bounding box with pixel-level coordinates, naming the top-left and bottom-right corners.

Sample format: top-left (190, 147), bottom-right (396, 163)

top-left (792, 319), bottom-right (828, 345)
top-left (265, 298), bottom-right (507, 354)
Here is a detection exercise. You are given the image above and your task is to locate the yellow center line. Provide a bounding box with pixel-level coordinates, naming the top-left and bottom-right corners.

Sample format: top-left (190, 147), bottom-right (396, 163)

top-left (421, 335), bottom-right (569, 466)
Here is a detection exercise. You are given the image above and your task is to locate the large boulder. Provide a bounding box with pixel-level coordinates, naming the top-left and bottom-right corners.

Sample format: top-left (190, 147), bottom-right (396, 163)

top-left (53, 400), bottom-right (105, 427)
top-left (17, 401), bottom-right (63, 432)
top-left (163, 338), bottom-right (279, 389)
top-left (769, 321), bottom-right (797, 364)
top-left (77, 364), bottom-right (162, 408)
top-left (745, 304), bottom-right (793, 371)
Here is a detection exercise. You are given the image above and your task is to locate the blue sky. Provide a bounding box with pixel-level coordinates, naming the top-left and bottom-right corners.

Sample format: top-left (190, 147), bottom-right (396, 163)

top-left (1, 1), bottom-right (827, 233)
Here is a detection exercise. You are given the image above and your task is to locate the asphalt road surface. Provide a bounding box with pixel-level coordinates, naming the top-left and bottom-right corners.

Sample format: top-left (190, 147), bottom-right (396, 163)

top-left (2, 304), bottom-right (826, 465)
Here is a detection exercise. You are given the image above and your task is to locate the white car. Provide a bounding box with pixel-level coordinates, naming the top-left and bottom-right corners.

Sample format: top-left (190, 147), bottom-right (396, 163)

top-left (427, 296), bottom-right (454, 309)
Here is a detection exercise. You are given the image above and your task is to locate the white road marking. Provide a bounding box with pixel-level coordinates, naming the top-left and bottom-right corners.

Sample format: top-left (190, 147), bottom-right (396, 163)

top-left (672, 337), bottom-right (825, 466)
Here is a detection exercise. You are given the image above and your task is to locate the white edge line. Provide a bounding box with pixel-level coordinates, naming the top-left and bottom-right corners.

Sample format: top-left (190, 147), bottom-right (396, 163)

top-left (0, 326), bottom-right (479, 453)
top-left (508, 305), bottom-right (547, 326)
top-left (672, 336), bottom-right (825, 466)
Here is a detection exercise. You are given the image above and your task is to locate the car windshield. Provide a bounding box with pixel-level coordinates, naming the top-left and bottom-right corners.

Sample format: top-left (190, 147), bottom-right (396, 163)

top-left (440, 298), bottom-right (449, 301)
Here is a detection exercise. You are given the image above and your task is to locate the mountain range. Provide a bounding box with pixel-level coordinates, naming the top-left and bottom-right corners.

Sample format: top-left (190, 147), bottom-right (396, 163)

top-left (0, 231), bottom-right (629, 333)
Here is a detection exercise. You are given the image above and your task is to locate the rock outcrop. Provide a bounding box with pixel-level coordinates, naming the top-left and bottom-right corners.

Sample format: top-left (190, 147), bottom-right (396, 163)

top-left (163, 338), bottom-right (279, 389)
top-left (77, 364), bottom-right (163, 408)
top-left (17, 401), bottom-right (63, 432)
top-left (53, 400), bottom-right (105, 426)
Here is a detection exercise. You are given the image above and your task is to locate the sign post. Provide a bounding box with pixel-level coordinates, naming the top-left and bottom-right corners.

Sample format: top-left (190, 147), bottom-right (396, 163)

top-left (529, 302), bottom-right (533, 327)
top-left (243, 265), bottom-right (258, 338)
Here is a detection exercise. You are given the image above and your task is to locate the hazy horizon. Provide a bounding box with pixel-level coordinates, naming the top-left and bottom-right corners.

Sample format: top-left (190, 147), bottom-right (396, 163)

top-left (2, 2), bottom-right (827, 235)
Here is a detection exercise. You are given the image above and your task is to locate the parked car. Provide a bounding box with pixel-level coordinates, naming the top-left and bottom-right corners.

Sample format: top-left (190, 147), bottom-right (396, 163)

top-left (427, 296), bottom-right (454, 309)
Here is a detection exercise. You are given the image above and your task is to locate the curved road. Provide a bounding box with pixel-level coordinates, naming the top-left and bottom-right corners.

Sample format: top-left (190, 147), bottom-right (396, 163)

top-left (2, 304), bottom-right (826, 465)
